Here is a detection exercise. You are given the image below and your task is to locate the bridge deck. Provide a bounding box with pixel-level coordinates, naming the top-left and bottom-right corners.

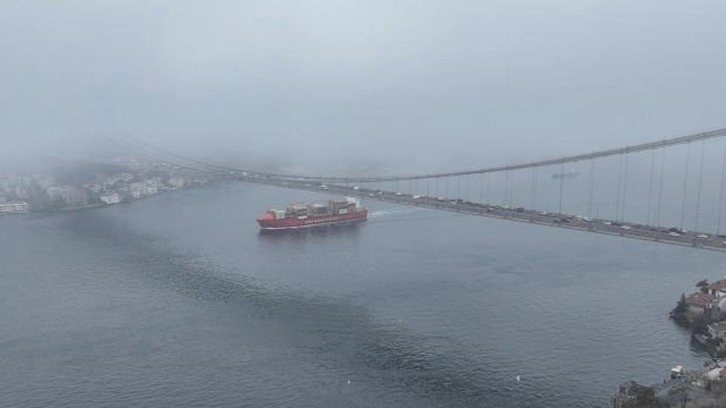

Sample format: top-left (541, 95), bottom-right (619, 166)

top-left (244, 177), bottom-right (726, 253)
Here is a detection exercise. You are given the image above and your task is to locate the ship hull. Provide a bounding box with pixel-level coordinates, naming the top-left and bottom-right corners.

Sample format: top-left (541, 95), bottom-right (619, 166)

top-left (257, 210), bottom-right (367, 230)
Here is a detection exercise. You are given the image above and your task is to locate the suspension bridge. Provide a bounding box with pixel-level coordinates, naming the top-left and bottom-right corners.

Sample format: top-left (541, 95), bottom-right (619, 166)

top-left (111, 127), bottom-right (726, 252)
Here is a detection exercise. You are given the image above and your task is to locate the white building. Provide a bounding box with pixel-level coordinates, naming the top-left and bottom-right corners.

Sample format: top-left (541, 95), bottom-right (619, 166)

top-left (168, 177), bottom-right (186, 189)
top-left (0, 202), bottom-right (29, 214)
top-left (144, 181), bottom-right (158, 195)
top-left (129, 182), bottom-right (158, 198)
top-left (100, 192), bottom-right (121, 205)
top-left (139, 181), bottom-right (158, 196)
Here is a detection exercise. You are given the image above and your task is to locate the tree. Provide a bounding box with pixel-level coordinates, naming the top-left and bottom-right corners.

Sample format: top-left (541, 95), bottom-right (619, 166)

top-left (27, 179), bottom-right (50, 211)
top-left (671, 293), bottom-right (691, 327)
top-left (697, 279), bottom-right (710, 293)
top-left (674, 293), bottom-right (687, 315)
top-left (26, 180), bottom-right (67, 212)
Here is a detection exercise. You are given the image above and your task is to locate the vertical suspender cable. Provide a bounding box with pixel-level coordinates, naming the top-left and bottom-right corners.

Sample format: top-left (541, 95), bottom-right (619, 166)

top-left (621, 154), bottom-right (629, 222)
top-left (457, 175), bottom-right (461, 199)
top-left (511, 172), bottom-right (515, 207)
top-left (479, 173), bottom-right (484, 203)
top-left (615, 154), bottom-right (623, 221)
top-left (656, 147), bottom-right (666, 230)
top-left (679, 143), bottom-right (691, 230)
top-left (587, 159), bottom-right (596, 217)
top-left (465, 175), bottom-right (469, 202)
top-left (486, 173), bottom-right (491, 204)
top-left (508, 171), bottom-right (513, 207)
top-left (531, 167), bottom-right (538, 210)
top-left (694, 142), bottom-right (706, 232)
top-left (717, 144), bottom-right (726, 235)
top-left (558, 162), bottom-right (565, 215)
top-left (504, 171), bottom-right (510, 206)
top-left (464, 176), bottom-right (471, 201)
top-left (646, 149), bottom-right (656, 226)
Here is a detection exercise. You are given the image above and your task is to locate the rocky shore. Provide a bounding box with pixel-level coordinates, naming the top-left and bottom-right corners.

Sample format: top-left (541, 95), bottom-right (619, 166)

top-left (611, 279), bottom-right (726, 407)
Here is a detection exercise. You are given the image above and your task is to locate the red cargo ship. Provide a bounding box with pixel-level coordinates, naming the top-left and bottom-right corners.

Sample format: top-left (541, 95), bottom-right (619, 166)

top-left (256, 197), bottom-right (367, 230)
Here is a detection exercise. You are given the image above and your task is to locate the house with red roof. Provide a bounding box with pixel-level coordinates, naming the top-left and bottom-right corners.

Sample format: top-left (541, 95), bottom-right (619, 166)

top-left (685, 292), bottom-right (715, 316)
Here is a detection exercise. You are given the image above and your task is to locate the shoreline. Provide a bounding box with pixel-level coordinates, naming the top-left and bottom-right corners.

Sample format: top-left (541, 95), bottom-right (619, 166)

top-left (612, 282), bottom-right (726, 407)
top-left (0, 183), bottom-right (221, 218)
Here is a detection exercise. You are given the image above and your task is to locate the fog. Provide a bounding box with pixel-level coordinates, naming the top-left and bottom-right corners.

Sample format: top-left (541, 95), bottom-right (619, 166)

top-left (1, 0), bottom-right (725, 175)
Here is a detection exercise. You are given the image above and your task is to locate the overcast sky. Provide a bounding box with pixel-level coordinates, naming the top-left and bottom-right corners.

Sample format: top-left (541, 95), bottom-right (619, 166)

top-left (1, 0), bottom-right (724, 173)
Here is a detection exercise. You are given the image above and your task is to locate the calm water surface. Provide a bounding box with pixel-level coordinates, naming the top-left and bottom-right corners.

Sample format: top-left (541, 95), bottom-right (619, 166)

top-left (1, 183), bottom-right (723, 407)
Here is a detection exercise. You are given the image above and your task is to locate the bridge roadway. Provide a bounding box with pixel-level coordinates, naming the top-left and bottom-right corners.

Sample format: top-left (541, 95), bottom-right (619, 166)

top-left (243, 176), bottom-right (726, 253)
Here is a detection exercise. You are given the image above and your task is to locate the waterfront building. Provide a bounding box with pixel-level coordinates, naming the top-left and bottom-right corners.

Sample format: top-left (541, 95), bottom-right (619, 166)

top-left (685, 292), bottom-right (715, 316)
top-left (99, 192), bottom-right (121, 205)
top-left (0, 202), bottom-right (29, 214)
top-left (168, 177), bottom-right (186, 189)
